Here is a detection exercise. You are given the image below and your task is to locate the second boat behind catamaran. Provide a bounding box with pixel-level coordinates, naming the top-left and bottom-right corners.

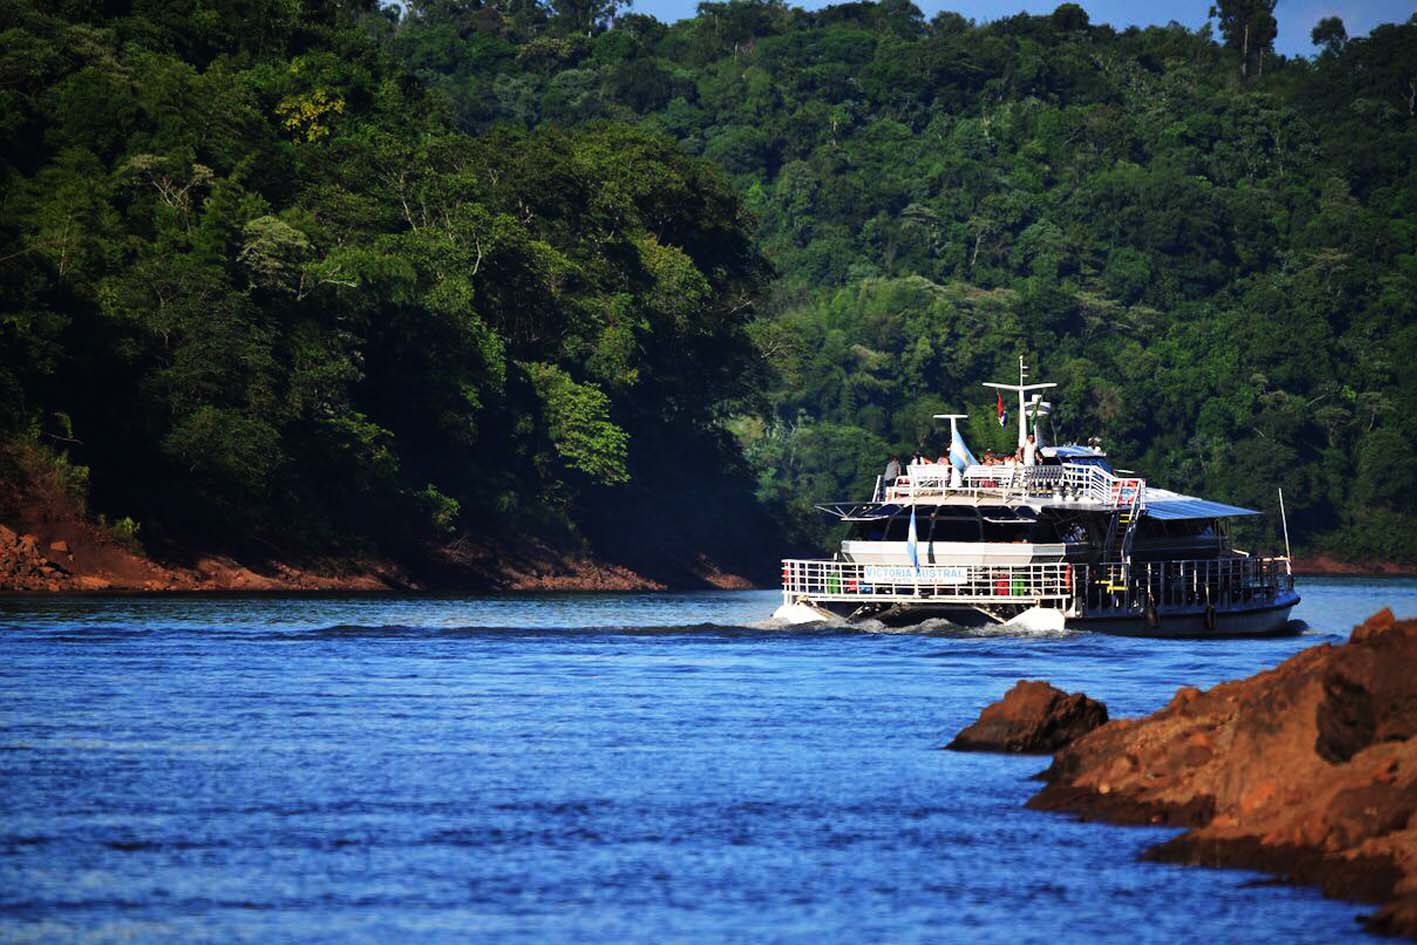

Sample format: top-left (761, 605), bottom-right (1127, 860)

top-left (773, 358), bottom-right (1299, 637)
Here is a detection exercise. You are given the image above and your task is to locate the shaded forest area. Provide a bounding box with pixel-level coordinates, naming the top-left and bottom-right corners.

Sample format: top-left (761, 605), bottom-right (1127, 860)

top-left (2, 0), bottom-right (1415, 581)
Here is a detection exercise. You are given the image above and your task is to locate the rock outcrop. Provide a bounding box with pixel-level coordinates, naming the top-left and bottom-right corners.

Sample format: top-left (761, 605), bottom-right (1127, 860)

top-left (947, 680), bottom-right (1109, 753)
top-left (1020, 609), bottom-right (1417, 938)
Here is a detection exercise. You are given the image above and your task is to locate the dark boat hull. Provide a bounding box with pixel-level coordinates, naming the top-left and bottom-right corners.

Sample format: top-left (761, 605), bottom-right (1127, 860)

top-left (814, 593), bottom-right (1300, 638)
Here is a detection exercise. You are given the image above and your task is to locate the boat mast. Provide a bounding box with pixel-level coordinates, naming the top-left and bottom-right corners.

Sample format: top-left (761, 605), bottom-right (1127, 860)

top-left (982, 355), bottom-right (1056, 451)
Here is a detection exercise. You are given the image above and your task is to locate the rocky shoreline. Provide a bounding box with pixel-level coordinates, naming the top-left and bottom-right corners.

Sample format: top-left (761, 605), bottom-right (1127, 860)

top-left (0, 522), bottom-right (755, 593)
top-left (952, 610), bottom-right (1417, 939)
top-left (0, 447), bottom-right (759, 593)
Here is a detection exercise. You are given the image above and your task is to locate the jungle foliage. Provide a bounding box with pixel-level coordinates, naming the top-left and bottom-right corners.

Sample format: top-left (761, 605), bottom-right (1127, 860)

top-left (387, 0), bottom-right (1417, 557)
top-left (3, 0), bottom-right (1416, 565)
top-left (0, 0), bottom-right (772, 565)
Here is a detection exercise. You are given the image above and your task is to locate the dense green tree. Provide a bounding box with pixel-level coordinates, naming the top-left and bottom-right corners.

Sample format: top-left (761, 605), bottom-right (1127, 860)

top-left (0, 0), bottom-right (774, 571)
top-left (1311, 16), bottom-right (1346, 55)
top-left (4, 0), bottom-right (1416, 571)
top-left (1209, 0), bottom-right (1278, 77)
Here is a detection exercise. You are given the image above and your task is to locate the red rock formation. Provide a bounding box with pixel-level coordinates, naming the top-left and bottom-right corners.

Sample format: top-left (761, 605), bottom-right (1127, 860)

top-left (947, 680), bottom-right (1109, 753)
top-left (1023, 608), bottom-right (1417, 938)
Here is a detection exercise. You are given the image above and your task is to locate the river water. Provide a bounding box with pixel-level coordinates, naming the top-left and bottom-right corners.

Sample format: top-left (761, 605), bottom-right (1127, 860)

top-left (2, 577), bottom-right (1415, 944)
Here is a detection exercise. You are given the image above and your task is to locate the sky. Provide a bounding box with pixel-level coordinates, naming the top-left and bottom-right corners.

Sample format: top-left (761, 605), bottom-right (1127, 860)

top-left (626, 0), bottom-right (1416, 58)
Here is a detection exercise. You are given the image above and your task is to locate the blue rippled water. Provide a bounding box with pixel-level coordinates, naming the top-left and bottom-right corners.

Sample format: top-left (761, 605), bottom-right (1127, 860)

top-left (3, 577), bottom-right (1416, 944)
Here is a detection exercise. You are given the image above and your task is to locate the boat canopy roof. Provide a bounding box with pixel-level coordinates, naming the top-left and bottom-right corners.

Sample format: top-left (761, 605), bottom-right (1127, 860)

top-left (815, 501), bottom-right (897, 521)
top-left (1141, 491), bottom-right (1259, 520)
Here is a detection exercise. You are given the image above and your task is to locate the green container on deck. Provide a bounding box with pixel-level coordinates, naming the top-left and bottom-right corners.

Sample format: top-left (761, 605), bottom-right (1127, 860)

top-left (827, 575), bottom-right (840, 594)
top-left (1011, 575), bottom-right (1026, 596)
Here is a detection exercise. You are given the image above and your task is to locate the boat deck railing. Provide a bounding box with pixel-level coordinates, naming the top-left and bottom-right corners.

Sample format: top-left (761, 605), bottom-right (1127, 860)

top-left (780, 555), bottom-right (1293, 614)
top-left (781, 559), bottom-right (1076, 605)
top-left (879, 462), bottom-right (1144, 510)
top-left (1081, 556), bottom-right (1294, 614)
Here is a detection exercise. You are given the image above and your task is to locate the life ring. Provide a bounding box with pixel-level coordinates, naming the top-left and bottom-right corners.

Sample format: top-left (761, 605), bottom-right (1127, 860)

top-left (1204, 603), bottom-right (1217, 633)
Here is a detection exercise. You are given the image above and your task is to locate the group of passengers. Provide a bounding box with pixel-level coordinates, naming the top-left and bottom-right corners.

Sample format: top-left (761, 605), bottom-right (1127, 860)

top-left (883, 434), bottom-right (1038, 486)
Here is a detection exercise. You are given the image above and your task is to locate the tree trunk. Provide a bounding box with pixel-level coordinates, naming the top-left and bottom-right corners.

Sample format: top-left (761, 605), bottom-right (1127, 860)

top-left (1241, 22), bottom-right (1249, 79)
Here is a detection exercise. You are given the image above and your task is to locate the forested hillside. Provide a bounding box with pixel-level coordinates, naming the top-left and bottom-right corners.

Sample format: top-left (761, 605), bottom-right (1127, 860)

top-left (389, 0), bottom-right (1417, 558)
top-left (0, 0), bottom-right (778, 582)
top-left (2, 0), bottom-right (1415, 580)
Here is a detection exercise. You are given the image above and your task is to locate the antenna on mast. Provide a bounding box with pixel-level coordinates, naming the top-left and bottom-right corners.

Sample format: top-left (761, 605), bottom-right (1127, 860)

top-left (983, 356), bottom-right (1056, 450)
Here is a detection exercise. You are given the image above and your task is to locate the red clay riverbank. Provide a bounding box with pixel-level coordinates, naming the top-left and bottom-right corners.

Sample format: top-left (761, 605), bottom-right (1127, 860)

top-left (0, 521), bottom-right (755, 593)
top-left (1291, 554), bottom-right (1417, 577)
top-left (0, 451), bottom-right (757, 593)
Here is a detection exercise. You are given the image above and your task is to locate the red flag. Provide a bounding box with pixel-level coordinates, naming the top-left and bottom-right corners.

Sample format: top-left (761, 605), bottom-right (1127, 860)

top-left (997, 391), bottom-right (1007, 428)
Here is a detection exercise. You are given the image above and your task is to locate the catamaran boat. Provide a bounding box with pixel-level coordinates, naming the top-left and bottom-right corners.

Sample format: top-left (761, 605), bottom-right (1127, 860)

top-left (773, 360), bottom-right (1299, 637)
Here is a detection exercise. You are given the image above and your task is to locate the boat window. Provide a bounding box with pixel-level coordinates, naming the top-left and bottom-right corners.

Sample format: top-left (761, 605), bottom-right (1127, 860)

top-left (1139, 519), bottom-right (1220, 539)
top-left (852, 520), bottom-right (889, 540)
top-left (855, 513), bottom-right (982, 542)
top-left (1027, 519), bottom-right (1062, 543)
top-left (981, 520), bottom-right (1032, 542)
top-left (927, 515), bottom-right (980, 542)
top-left (882, 516), bottom-right (911, 541)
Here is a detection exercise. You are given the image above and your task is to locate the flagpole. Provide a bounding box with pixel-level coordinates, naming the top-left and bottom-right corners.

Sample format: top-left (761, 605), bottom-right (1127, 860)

top-left (1017, 355), bottom-right (1027, 451)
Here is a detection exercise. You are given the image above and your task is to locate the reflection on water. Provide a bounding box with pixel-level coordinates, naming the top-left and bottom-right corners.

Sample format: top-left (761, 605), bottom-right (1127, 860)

top-left (0, 578), bottom-right (1412, 944)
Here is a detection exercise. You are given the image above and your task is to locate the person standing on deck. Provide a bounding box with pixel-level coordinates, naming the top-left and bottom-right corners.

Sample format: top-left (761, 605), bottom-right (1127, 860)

top-left (883, 455), bottom-right (901, 486)
top-left (1024, 433), bottom-right (1037, 467)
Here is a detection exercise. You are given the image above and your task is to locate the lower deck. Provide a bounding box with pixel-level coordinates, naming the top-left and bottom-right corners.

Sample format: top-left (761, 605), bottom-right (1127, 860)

top-left (777, 555), bottom-right (1297, 637)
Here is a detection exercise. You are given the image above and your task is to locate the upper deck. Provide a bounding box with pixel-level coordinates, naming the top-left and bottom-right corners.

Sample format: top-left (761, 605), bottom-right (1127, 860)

top-left (876, 460), bottom-right (1146, 511)
top-left (819, 361), bottom-right (1261, 524)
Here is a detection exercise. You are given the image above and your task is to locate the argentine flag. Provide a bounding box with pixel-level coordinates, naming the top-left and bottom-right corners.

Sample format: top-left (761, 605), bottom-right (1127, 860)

top-left (948, 423), bottom-right (977, 473)
top-left (907, 505), bottom-right (919, 573)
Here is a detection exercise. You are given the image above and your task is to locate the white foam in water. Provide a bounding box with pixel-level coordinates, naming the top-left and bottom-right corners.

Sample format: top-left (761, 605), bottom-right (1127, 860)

top-left (768, 601), bottom-right (844, 626)
top-left (853, 614), bottom-right (1076, 638)
top-left (756, 607), bottom-right (850, 631)
top-left (756, 606), bottom-right (1078, 637)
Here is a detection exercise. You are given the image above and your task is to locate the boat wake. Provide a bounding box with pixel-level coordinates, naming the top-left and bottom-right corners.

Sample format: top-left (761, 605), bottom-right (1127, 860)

top-left (9, 617), bottom-right (1075, 642)
top-left (851, 616), bottom-right (1077, 639)
top-left (752, 613), bottom-right (1076, 639)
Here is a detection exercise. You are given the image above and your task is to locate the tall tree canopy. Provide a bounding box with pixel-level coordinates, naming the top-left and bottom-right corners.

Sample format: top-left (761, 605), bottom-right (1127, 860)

top-left (387, 0), bottom-right (1417, 559)
top-left (0, 0), bottom-right (772, 571)
top-left (3, 0), bottom-right (1416, 569)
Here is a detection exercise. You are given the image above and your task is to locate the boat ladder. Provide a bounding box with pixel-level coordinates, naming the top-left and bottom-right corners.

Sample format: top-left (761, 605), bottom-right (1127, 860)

top-left (1101, 478), bottom-right (1145, 563)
